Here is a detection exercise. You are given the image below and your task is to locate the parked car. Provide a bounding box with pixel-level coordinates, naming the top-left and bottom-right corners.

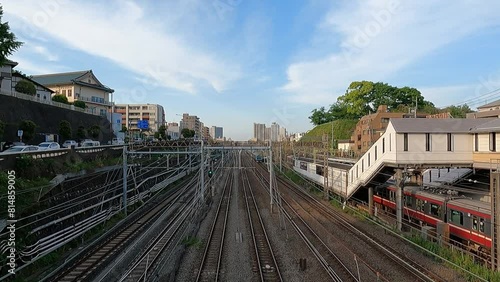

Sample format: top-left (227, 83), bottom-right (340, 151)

top-left (81, 140), bottom-right (100, 147)
top-left (112, 138), bottom-right (125, 145)
top-left (38, 142), bottom-right (61, 151)
top-left (62, 140), bottom-right (78, 148)
top-left (1, 145), bottom-right (39, 154)
top-left (1, 141), bottom-right (25, 152)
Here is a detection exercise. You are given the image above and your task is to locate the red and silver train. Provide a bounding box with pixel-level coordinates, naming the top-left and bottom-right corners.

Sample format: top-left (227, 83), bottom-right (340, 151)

top-left (374, 185), bottom-right (491, 252)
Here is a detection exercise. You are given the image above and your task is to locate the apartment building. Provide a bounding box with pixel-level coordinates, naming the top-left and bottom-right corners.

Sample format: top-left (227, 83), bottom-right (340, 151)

top-left (467, 99), bottom-right (500, 119)
top-left (210, 126), bottom-right (224, 140)
top-left (253, 123), bottom-right (266, 142)
top-left (203, 126), bottom-right (210, 140)
top-left (351, 105), bottom-right (427, 154)
top-left (180, 113), bottom-right (202, 138)
top-left (32, 70), bottom-right (114, 116)
top-left (115, 104), bottom-right (165, 132)
top-left (167, 122), bottom-right (180, 140)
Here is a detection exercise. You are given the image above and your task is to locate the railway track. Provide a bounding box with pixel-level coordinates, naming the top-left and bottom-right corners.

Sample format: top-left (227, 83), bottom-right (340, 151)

top-left (51, 175), bottom-right (197, 282)
top-left (241, 168), bottom-right (283, 282)
top-left (276, 171), bottom-right (449, 282)
top-left (196, 168), bottom-right (234, 282)
top-left (249, 160), bottom-right (358, 282)
top-left (118, 190), bottom-right (197, 281)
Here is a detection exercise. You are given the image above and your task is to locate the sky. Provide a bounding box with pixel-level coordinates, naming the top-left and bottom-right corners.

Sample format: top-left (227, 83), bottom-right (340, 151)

top-left (4, 0), bottom-right (500, 140)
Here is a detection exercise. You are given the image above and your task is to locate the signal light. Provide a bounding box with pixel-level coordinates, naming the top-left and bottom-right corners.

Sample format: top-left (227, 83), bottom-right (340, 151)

top-left (208, 170), bottom-right (213, 177)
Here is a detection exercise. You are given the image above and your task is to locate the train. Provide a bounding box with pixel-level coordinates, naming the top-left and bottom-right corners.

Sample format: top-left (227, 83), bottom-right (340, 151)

top-left (374, 185), bottom-right (491, 253)
top-left (255, 155), bottom-right (264, 163)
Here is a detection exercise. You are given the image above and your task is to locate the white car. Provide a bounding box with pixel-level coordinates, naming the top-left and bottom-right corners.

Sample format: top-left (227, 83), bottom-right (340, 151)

top-left (112, 138), bottom-right (124, 145)
top-left (62, 140), bottom-right (78, 148)
top-left (38, 142), bottom-right (61, 151)
top-left (81, 140), bottom-right (100, 147)
top-left (1, 145), bottom-right (39, 154)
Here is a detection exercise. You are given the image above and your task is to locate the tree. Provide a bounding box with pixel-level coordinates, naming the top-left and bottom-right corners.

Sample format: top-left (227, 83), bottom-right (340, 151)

top-left (19, 120), bottom-right (36, 142)
top-left (158, 125), bottom-right (167, 139)
top-left (88, 125), bottom-right (100, 139)
top-left (445, 104), bottom-right (473, 118)
top-left (120, 125), bottom-right (128, 132)
top-left (52, 94), bottom-right (69, 104)
top-left (309, 107), bottom-right (330, 126)
top-left (58, 120), bottom-right (72, 140)
top-left (181, 128), bottom-right (195, 138)
top-left (76, 126), bottom-right (86, 139)
top-left (0, 6), bottom-right (23, 67)
top-left (15, 80), bottom-right (36, 95)
top-left (73, 100), bottom-right (86, 109)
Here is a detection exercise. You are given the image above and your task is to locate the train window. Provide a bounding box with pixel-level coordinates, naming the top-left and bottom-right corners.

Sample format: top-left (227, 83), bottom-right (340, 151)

top-left (416, 199), bottom-right (424, 212)
top-left (405, 195), bottom-right (413, 208)
top-left (389, 191), bottom-right (395, 201)
top-left (430, 203), bottom-right (441, 217)
top-left (480, 218), bottom-right (485, 233)
top-left (450, 210), bottom-right (463, 225)
top-left (472, 216), bottom-right (478, 231)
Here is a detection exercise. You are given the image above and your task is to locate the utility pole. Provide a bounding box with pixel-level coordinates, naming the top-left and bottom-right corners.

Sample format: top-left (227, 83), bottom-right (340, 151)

top-left (122, 145), bottom-right (128, 216)
top-left (200, 139), bottom-right (205, 202)
top-left (269, 140), bottom-right (273, 212)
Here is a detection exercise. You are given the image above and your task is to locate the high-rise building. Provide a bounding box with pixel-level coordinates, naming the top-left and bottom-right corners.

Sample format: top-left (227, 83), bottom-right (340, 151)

top-left (265, 127), bottom-right (271, 141)
top-left (115, 103), bottom-right (165, 133)
top-left (203, 126), bottom-right (210, 140)
top-left (253, 123), bottom-right (266, 142)
top-left (180, 113), bottom-right (201, 138)
top-left (279, 127), bottom-right (287, 141)
top-left (210, 126), bottom-right (224, 139)
top-left (270, 122), bottom-right (280, 142)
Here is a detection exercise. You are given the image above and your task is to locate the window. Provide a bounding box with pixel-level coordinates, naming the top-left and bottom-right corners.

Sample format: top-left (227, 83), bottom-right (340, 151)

top-left (62, 89), bottom-right (67, 95)
top-left (368, 153), bottom-right (370, 166)
top-left (416, 199), bottom-right (425, 212)
top-left (447, 133), bottom-right (453, 151)
top-left (99, 109), bottom-right (106, 116)
top-left (480, 218), bottom-right (485, 233)
top-left (375, 146), bottom-right (378, 160)
top-left (68, 89), bottom-right (72, 97)
top-left (382, 138), bottom-right (385, 153)
top-left (361, 159), bottom-right (364, 172)
top-left (405, 195), bottom-right (413, 208)
top-left (356, 165), bottom-right (358, 178)
top-left (430, 203), bottom-right (441, 218)
top-left (403, 133), bottom-right (408, 151)
top-left (425, 133), bottom-right (431, 151)
top-left (450, 210), bottom-right (463, 225)
top-left (490, 132), bottom-right (496, 152)
top-left (381, 118), bottom-right (389, 123)
top-left (142, 106), bottom-right (148, 110)
top-left (474, 133), bottom-right (478, 151)
top-left (472, 216), bottom-right (478, 231)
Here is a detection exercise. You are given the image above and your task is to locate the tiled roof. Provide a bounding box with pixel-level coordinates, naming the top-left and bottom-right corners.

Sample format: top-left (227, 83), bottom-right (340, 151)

top-left (477, 99), bottom-right (500, 109)
top-left (390, 118), bottom-right (497, 133)
top-left (470, 119), bottom-right (500, 133)
top-left (31, 70), bottom-right (89, 85)
top-left (31, 70), bottom-right (114, 93)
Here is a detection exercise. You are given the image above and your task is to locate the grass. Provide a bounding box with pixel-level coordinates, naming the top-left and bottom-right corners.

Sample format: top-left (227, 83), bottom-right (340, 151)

top-left (182, 236), bottom-right (203, 249)
top-left (300, 119), bottom-right (358, 143)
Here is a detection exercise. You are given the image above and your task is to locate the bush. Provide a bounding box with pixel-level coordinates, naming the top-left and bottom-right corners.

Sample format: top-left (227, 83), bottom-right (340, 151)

top-left (73, 100), bottom-right (86, 109)
top-left (19, 119), bottom-right (36, 142)
top-left (77, 126), bottom-right (86, 139)
top-left (88, 125), bottom-right (100, 139)
top-left (15, 80), bottom-right (36, 96)
top-left (59, 120), bottom-right (72, 140)
top-left (52, 94), bottom-right (69, 104)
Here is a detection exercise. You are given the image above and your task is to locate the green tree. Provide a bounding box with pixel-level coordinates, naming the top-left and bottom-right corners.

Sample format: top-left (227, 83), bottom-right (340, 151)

top-left (14, 80), bottom-right (36, 96)
top-left (88, 125), bottom-right (100, 139)
top-left (19, 120), bottom-right (36, 142)
top-left (158, 125), bottom-right (167, 139)
top-left (0, 6), bottom-right (23, 67)
top-left (77, 126), bottom-right (86, 139)
top-left (309, 107), bottom-right (330, 126)
top-left (73, 100), bottom-right (86, 109)
top-left (445, 104), bottom-right (473, 118)
top-left (181, 128), bottom-right (195, 138)
top-left (58, 120), bottom-right (72, 140)
top-left (52, 94), bottom-right (69, 104)
top-left (120, 125), bottom-right (127, 132)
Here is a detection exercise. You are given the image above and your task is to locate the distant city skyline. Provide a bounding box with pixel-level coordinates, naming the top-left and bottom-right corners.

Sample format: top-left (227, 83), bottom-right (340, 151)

top-left (5, 1), bottom-right (500, 140)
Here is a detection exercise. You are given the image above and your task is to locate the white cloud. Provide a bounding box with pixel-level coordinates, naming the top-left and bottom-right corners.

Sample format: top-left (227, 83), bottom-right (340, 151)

top-left (282, 0), bottom-right (500, 105)
top-left (10, 57), bottom-right (63, 74)
top-left (32, 45), bottom-right (58, 61)
top-left (4, 0), bottom-right (241, 94)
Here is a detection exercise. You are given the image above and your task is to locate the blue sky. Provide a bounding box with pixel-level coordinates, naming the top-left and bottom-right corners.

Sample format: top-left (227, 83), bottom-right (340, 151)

top-left (4, 0), bottom-right (500, 140)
